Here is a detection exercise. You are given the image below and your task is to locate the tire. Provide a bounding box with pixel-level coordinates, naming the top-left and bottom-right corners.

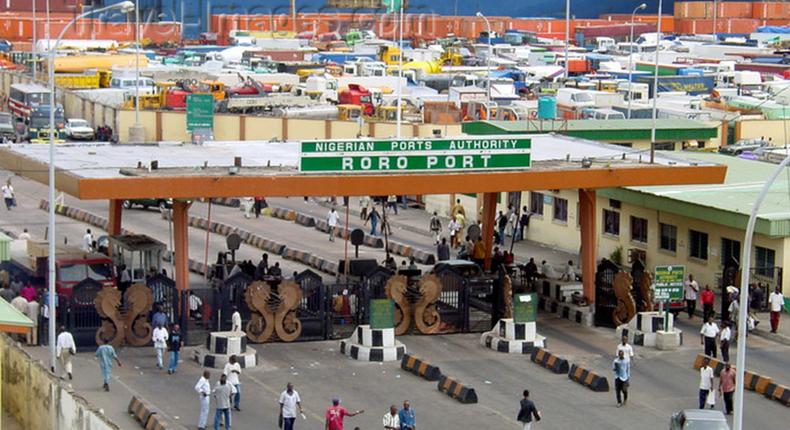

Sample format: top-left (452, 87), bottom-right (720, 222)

top-left (734, 150), bottom-right (742, 156)
top-left (122, 200), bottom-right (132, 209)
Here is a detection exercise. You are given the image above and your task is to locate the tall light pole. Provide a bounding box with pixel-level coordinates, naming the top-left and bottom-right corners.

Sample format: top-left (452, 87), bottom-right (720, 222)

top-left (733, 154), bottom-right (790, 430)
top-left (476, 12), bottom-right (492, 118)
top-left (32, 0), bottom-right (37, 81)
top-left (712, 0), bottom-right (718, 42)
top-left (46, 0), bottom-right (136, 373)
top-left (627, 3), bottom-right (647, 119)
top-left (135, 0), bottom-right (141, 131)
top-left (564, 0), bottom-right (570, 79)
top-left (649, 0), bottom-right (663, 164)
top-left (395, 1), bottom-right (404, 138)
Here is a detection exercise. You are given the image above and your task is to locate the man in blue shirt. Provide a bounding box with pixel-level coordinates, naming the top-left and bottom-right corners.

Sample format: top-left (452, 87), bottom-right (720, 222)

top-left (398, 400), bottom-right (415, 430)
top-left (612, 350), bottom-right (630, 407)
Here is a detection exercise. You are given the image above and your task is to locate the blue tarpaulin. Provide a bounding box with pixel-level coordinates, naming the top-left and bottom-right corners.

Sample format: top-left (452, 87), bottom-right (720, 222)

top-left (756, 26), bottom-right (790, 34)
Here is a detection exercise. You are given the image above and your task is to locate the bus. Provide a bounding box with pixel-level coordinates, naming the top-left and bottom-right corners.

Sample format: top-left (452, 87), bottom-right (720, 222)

top-left (27, 104), bottom-right (66, 142)
top-left (8, 83), bottom-right (49, 118)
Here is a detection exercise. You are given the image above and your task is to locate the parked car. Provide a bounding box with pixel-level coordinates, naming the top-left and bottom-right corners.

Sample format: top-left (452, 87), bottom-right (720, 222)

top-left (0, 112), bottom-right (17, 142)
top-left (64, 119), bottom-right (95, 140)
top-left (122, 198), bottom-right (172, 211)
top-left (669, 409), bottom-right (729, 430)
top-left (719, 138), bottom-right (769, 155)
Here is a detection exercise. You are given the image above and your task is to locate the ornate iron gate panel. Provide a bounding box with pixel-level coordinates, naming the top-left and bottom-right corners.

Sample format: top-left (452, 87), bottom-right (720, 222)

top-left (595, 259), bottom-right (621, 328)
top-left (67, 278), bottom-right (103, 346)
top-left (147, 274), bottom-right (181, 325)
top-left (295, 270), bottom-right (329, 340)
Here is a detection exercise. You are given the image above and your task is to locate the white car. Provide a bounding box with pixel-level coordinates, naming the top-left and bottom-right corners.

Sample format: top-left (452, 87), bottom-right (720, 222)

top-left (65, 119), bottom-right (94, 140)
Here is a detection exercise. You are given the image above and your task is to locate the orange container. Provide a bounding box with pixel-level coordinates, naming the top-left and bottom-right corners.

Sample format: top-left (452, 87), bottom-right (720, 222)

top-left (674, 2), bottom-right (712, 19)
top-left (716, 2), bottom-right (754, 18)
top-left (752, 2), bottom-right (790, 19)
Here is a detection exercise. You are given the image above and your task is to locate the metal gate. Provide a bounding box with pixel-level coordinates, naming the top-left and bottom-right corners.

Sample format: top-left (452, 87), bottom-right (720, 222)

top-left (213, 272), bottom-right (253, 331)
top-left (630, 259), bottom-right (648, 312)
top-left (66, 278), bottom-right (103, 346)
top-left (147, 274), bottom-right (181, 325)
top-left (295, 270), bottom-right (330, 341)
top-left (595, 259), bottom-right (621, 328)
top-left (434, 268), bottom-right (470, 333)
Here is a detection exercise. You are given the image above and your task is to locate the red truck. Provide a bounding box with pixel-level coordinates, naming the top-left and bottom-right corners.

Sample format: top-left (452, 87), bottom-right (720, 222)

top-left (338, 84), bottom-right (374, 116)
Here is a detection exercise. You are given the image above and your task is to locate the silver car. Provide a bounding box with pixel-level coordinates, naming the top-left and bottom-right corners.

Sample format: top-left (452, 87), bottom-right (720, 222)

top-left (669, 409), bottom-right (730, 430)
top-left (719, 138), bottom-right (769, 155)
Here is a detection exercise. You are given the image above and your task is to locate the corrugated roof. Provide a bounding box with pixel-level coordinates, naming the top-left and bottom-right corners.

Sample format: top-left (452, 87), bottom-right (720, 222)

top-left (471, 119), bottom-right (714, 132)
top-left (599, 152), bottom-right (790, 237)
top-left (463, 119), bottom-right (719, 141)
top-left (0, 298), bottom-right (34, 331)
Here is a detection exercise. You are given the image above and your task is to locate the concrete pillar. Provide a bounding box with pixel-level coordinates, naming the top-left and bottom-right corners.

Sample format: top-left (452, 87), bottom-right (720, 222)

top-left (481, 192), bottom-right (497, 270)
top-left (172, 201), bottom-right (190, 292)
top-left (579, 189), bottom-right (597, 304)
top-left (239, 115), bottom-right (246, 140)
top-left (108, 199), bottom-right (123, 236)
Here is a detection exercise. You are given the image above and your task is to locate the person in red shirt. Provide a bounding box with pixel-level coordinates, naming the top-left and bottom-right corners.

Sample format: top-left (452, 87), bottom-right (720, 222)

top-left (325, 397), bottom-right (363, 430)
top-left (700, 285), bottom-right (715, 321)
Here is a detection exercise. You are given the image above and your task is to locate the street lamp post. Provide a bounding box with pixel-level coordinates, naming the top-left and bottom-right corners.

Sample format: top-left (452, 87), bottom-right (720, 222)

top-left (135, 0), bottom-right (141, 132)
top-left (32, 0), bottom-right (37, 81)
top-left (564, 0), bottom-right (570, 79)
top-left (649, 0), bottom-right (663, 163)
top-left (396, 2), bottom-right (404, 138)
top-left (627, 3), bottom-right (647, 119)
top-left (712, 0), bottom-right (718, 42)
top-left (46, 0), bottom-right (136, 373)
top-left (476, 12), bottom-right (492, 119)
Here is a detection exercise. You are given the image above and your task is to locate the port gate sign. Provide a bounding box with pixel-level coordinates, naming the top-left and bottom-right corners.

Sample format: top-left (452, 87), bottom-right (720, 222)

top-left (186, 94), bottom-right (214, 131)
top-left (299, 136), bottom-right (531, 173)
top-left (654, 265), bottom-right (685, 301)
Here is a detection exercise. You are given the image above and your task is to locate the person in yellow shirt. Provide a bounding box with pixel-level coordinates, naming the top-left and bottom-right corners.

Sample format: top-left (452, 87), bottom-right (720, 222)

top-left (473, 238), bottom-right (486, 267)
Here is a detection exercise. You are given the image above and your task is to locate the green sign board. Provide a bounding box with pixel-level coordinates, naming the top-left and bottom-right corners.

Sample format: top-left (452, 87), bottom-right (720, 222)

top-left (654, 265), bottom-right (685, 301)
top-left (186, 93), bottom-right (214, 131)
top-left (299, 137), bottom-right (531, 173)
top-left (369, 299), bottom-right (395, 329)
top-left (513, 293), bottom-right (537, 323)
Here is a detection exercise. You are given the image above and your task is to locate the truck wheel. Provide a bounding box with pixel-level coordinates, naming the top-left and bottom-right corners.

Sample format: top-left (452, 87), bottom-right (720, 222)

top-left (158, 200), bottom-right (167, 211)
top-left (122, 200), bottom-right (132, 209)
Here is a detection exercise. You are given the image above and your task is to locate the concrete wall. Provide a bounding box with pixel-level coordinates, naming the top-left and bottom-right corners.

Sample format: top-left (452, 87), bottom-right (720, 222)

top-left (0, 334), bottom-right (120, 430)
top-left (737, 119), bottom-right (790, 145)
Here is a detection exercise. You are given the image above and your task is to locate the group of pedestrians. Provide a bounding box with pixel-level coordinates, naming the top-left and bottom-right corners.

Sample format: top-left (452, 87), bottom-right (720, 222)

top-left (194, 355), bottom-right (243, 430)
top-left (698, 359), bottom-right (737, 415)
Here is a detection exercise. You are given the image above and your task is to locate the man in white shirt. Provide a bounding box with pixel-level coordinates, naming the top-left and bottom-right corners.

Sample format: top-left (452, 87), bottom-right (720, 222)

top-left (684, 274), bottom-right (699, 319)
top-left (719, 321), bottom-right (732, 363)
top-left (26, 299), bottom-right (39, 345)
top-left (616, 335), bottom-right (635, 363)
top-left (383, 405), bottom-right (400, 430)
top-left (699, 316), bottom-right (720, 358)
top-left (223, 355), bottom-right (242, 411)
top-left (2, 181), bottom-right (14, 210)
top-left (194, 370), bottom-right (211, 430)
top-left (278, 382), bottom-right (304, 430)
top-left (327, 207), bottom-right (339, 242)
top-left (231, 307), bottom-right (242, 332)
top-left (18, 228), bottom-right (31, 241)
top-left (56, 326), bottom-right (76, 380)
top-left (768, 286), bottom-right (784, 333)
top-left (698, 362), bottom-right (714, 409)
top-left (82, 228), bottom-right (93, 252)
top-left (152, 323), bottom-right (169, 370)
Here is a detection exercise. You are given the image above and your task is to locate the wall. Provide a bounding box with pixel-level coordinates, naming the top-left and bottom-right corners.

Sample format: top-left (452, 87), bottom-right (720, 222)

top-left (0, 334), bottom-right (121, 430)
top-left (736, 119), bottom-right (790, 145)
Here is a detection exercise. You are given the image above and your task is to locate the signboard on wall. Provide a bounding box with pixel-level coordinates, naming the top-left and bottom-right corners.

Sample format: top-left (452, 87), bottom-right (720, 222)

top-left (654, 265), bottom-right (685, 301)
top-left (299, 136), bottom-right (532, 173)
top-left (186, 93), bottom-right (214, 131)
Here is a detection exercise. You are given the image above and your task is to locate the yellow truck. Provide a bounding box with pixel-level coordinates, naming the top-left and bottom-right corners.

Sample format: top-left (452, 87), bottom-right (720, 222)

top-left (54, 70), bottom-right (113, 89)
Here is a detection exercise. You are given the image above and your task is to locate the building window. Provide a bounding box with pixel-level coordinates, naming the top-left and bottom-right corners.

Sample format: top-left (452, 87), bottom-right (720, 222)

top-left (603, 209), bottom-right (620, 236)
top-left (530, 192), bottom-right (544, 216)
top-left (689, 230), bottom-right (708, 260)
top-left (553, 197), bottom-right (568, 223)
top-left (630, 216), bottom-right (648, 243)
top-left (655, 142), bottom-right (676, 151)
top-left (660, 223), bottom-right (677, 252)
top-left (755, 247), bottom-right (776, 277)
top-left (721, 238), bottom-right (741, 266)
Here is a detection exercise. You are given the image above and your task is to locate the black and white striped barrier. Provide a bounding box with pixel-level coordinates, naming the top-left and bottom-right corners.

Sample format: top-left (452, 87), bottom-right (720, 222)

top-left (480, 319), bottom-right (546, 354)
top-left (616, 312), bottom-right (677, 347)
top-left (339, 325), bottom-right (406, 362)
top-left (193, 331), bottom-right (258, 369)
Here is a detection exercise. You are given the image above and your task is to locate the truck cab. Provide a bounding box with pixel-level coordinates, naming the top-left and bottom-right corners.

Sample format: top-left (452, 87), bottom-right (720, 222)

top-left (338, 84), bottom-right (375, 116)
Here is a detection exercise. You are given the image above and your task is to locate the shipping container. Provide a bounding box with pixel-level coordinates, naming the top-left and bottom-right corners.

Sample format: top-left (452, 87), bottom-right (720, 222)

top-left (751, 2), bottom-right (790, 19)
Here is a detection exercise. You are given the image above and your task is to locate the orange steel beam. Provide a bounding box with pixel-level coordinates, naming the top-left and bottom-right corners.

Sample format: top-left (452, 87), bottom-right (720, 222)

top-left (482, 192), bottom-right (497, 271)
top-left (75, 165), bottom-right (727, 201)
top-left (579, 189), bottom-right (597, 304)
top-left (172, 201), bottom-right (190, 292)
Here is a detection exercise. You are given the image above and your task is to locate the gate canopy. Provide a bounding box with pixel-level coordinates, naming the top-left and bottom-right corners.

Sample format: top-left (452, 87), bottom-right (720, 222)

top-left (0, 298), bottom-right (33, 334)
top-left (0, 134), bottom-right (726, 200)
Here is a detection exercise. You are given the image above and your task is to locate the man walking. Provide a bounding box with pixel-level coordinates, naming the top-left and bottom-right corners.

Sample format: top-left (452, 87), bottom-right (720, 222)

top-left (429, 212), bottom-right (442, 244)
top-left (195, 371), bottom-right (211, 430)
top-left (279, 382), bottom-right (304, 430)
top-left (95, 343), bottom-right (121, 392)
top-left (56, 325), bottom-right (76, 380)
top-left (82, 228), bottom-right (94, 252)
top-left (327, 207), bottom-right (339, 242)
top-left (612, 350), bottom-right (630, 407)
top-left (497, 211), bottom-right (508, 245)
top-left (447, 217), bottom-right (460, 248)
top-left (699, 360), bottom-right (714, 409)
top-left (223, 355), bottom-right (242, 411)
top-left (616, 335), bottom-right (634, 362)
top-left (700, 316), bottom-right (720, 358)
top-left (398, 400), bottom-right (415, 430)
top-left (231, 306), bottom-right (242, 332)
top-left (719, 321), bottom-right (732, 363)
top-left (700, 285), bottom-right (715, 321)
top-left (719, 362), bottom-right (736, 415)
top-left (213, 373), bottom-right (236, 430)
top-left (152, 322), bottom-right (169, 370)
top-left (769, 286), bottom-right (784, 333)
top-left (685, 274), bottom-right (699, 319)
top-left (518, 206), bottom-right (530, 242)
top-left (325, 397), bottom-right (363, 430)
top-left (383, 405), bottom-right (400, 430)
top-left (517, 389), bottom-right (541, 430)
top-left (2, 180), bottom-right (14, 210)
top-left (366, 206), bottom-right (380, 236)
top-left (167, 324), bottom-right (183, 374)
